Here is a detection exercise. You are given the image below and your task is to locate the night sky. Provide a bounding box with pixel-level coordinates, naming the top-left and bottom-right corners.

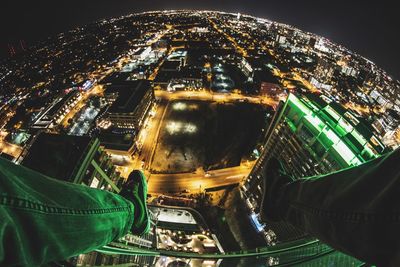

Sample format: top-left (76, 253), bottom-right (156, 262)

top-left (1, 0), bottom-right (398, 79)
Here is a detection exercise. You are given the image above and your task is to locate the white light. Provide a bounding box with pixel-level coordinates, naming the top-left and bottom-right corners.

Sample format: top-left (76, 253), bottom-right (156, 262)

top-left (184, 123), bottom-right (197, 134)
top-left (172, 102), bottom-right (187, 111)
top-left (166, 121), bottom-right (182, 134)
top-left (166, 121), bottom-right (198, 135)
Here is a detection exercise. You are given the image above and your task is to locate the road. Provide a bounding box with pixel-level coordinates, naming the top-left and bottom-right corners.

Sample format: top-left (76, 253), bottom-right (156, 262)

top-left (147, 163), bottom-right (254, 194)
top-left (116, 100), bottom-right (169, 179)
top-left (140, 100), bottom-right (169, 171)
top-left (208, 17), bottom-right (247, 57)
top-left (155, 90), bottom-right (280, 107)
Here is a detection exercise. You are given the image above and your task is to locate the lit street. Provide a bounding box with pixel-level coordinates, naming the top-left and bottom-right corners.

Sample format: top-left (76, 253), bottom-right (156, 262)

top-left (147, 163), bottom-right (254, 194)
top-left (155, 90), bottom-right (280, 107)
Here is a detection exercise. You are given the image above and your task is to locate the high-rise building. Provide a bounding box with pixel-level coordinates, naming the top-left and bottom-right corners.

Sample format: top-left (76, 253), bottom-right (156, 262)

top-left (20, 132), bottom-right (122, 192)
top-left (242, 93), bottom-right (385, 242)
top-left (18, 132), bottom-right (158, 265)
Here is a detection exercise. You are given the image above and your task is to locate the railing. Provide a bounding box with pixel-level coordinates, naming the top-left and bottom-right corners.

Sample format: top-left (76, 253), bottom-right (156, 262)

top-left (95, 238), bottom-right (364, 265)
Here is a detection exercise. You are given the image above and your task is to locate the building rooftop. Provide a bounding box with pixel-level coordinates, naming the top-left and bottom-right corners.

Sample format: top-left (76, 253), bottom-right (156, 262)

top-left (21, 133), bottom-right (94, 182)
top-left (106, 80), bottom-right (151, 114)
top-left (155, 67), bottom-right (202, 83)
top-left (100, 72), bottom-right (130, 84)
top-left (160, 60), bottom-right (181, 71)
top-left (45, 90), bottom-right (79, 119)
top-left (254, 69), bottom-right (279, 84)
top-left (98, 132), bottom-right (135, 151)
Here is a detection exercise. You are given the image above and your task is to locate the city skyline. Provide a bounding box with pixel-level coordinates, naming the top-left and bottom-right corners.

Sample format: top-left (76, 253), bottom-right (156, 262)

top-left (0, 8), bottom-right (398, 266)
top-left (1, 1), bottom-right (399, 79)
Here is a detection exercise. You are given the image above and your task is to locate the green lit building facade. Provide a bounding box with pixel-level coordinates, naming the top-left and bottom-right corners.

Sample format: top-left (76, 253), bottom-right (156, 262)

top-left (242, 93), bottom-right (385, 243)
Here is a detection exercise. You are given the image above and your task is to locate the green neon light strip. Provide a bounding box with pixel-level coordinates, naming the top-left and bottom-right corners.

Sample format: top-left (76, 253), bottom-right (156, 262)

top-left (287, 119), bottom-right (297, 132)
top-left (350, 157), bottom-right (362, 166)
top-left (308, 102), bottom-right (320, 112)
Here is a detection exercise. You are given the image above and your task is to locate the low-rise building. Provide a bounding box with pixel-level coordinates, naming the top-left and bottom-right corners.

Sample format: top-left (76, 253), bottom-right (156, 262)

top-left (32, 90), bottom-right (81, 129)
top-left (105, 80), bottom-right (155, 130)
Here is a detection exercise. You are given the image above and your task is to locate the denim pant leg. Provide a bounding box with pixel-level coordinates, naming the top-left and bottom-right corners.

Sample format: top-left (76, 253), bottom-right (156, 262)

top-left (276, 149), bottom-right (400, 266)
top-left (0, 158), bottom-right (135, 266)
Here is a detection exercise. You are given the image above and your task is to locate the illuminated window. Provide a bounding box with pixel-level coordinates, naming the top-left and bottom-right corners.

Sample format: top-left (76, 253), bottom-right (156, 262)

top-left (333, 141), bottom-right (358, 165)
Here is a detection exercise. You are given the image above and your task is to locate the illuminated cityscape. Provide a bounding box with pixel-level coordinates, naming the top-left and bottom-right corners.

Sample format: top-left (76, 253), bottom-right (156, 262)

top-left (0, 9), bottom-right (399, 267)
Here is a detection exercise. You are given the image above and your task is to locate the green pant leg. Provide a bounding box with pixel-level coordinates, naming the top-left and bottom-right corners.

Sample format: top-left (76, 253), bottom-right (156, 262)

top-left (275, 149), bottom-right (400, 266)
top-left (0, 158), bottom-right (134, 266)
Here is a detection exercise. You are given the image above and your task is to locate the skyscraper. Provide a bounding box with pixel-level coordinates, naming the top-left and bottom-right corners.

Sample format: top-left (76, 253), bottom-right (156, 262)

top-left (21, 132), bottom-right (123, 192)
top-left (242, 93), bottom-right (385, 242)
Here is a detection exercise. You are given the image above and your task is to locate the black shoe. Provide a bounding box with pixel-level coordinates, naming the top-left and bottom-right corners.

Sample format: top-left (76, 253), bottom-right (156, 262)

top-left (260, 158), bottom-right (292, 222)
top-left (119, 170), bottom-right (150, 236)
